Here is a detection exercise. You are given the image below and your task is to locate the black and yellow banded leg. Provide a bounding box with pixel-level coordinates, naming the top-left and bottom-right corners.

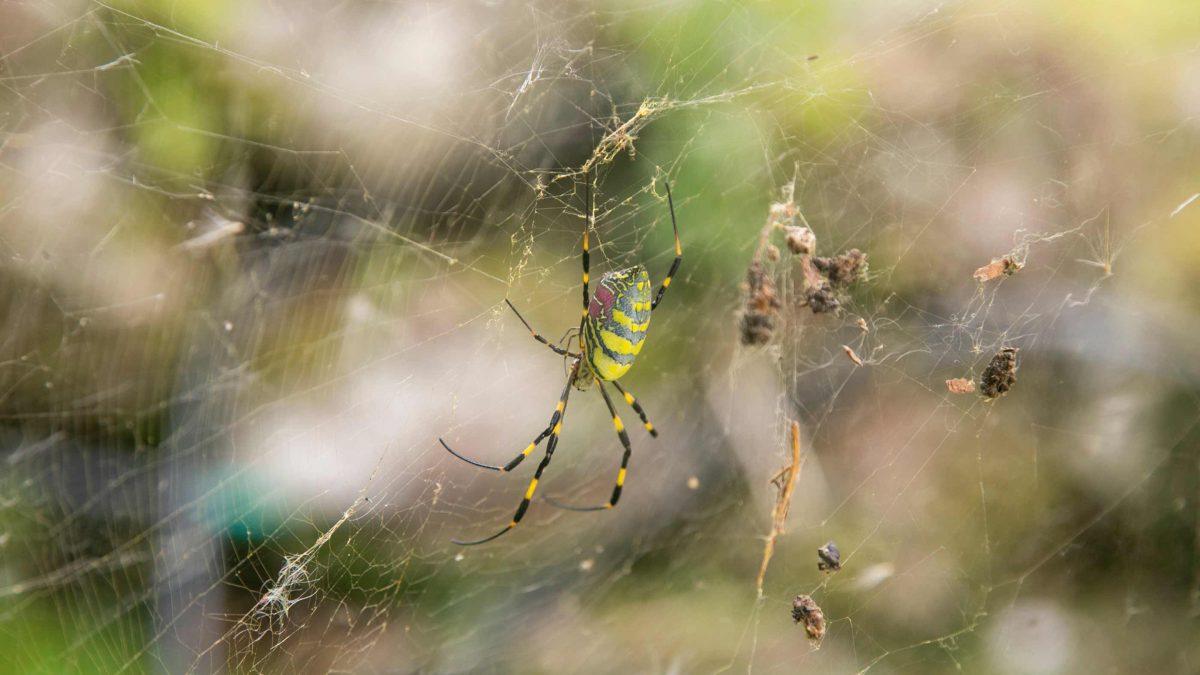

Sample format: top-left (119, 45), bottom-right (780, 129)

top-left (651, 180), bottom-right (682, 311)
top-left (581, 173), bottom-right (592, 321)
top-left (450, 363), bottom-right (579, 546)
top-left (611, 380), bottom-right (658, 438)
top-left (439, 371), bottom-right (573, 473)
top-left (505, 299), bottom-right (580, 359)
top-left (546, 380), bottom-right (633, 513)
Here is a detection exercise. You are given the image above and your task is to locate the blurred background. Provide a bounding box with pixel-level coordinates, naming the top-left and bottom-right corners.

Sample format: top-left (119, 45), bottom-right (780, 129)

top-left (3, 0), bottom-right (1199, 672)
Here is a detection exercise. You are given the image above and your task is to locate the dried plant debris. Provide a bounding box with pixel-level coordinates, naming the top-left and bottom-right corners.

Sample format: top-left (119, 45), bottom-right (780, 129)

top-left (785, 225), bottom-right (816, 255)
top-left (817, 541), bottom-right (842, 573)
top-left (801, 249), bottom-right (866, 315)
top-left (812, 248), bottom-right (868, 288)
top-left (842, 345), bottom-right (863, 366)
top-left (757, 422), bottom-right (804, 595)
top-left (805, 283), bottom-right (840, 314)
top-left (740, 261), bottom-right (782, 345)
top-left (973, 254), bottom-right (1023, 282)
top-left (798, 256), bottom-right (838, 315)
top-left (945, 378), bottom-right (976, 395)
top-left (792, 594), bottom-right (827, 644)
top-left (980, 347), bottom-right (1018, 399)
top-left (739, 187), bottom-right (868, 343)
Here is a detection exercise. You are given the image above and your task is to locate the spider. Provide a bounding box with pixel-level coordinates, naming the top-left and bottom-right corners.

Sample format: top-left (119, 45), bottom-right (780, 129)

top-left (440, 175), bottom-right (682, 545)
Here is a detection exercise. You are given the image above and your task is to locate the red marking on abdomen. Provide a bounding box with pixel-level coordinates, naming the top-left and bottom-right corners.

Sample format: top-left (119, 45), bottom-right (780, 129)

top-left (590, 285), bottom-right (615, 320)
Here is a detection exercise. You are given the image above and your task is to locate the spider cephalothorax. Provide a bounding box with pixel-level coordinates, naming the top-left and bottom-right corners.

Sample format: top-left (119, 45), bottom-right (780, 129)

top-left (440, 175), bottom-right (681, 545)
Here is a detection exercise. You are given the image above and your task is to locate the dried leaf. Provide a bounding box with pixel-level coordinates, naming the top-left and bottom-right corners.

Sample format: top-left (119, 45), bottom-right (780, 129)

top-left (945, 378), bottom-right (976, 394)
top-left (842, 345), bottom-right (863, 366)
top-left (973, 254), bottom-right (1023, 282)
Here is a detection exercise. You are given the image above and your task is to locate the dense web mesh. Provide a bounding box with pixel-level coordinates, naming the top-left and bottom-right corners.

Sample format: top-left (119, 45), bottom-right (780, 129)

top-left (3, 1), bottom-right (1200, 673)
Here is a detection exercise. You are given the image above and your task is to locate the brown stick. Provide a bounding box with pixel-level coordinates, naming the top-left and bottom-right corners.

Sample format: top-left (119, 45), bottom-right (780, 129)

top-left (756, 420), bottom-right (804, 596)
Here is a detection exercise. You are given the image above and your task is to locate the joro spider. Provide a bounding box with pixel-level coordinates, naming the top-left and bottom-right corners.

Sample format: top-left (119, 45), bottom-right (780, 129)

top-left (440, 176), bottom-right (681, 545)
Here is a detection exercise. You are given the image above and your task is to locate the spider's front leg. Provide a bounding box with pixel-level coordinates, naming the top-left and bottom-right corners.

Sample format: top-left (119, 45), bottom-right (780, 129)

top-left (651, 180), bottom-right (682, 312)
top-left (504, 299), bottom-right (580, 359)
top-left (439, 371), bottom-right (572, 473)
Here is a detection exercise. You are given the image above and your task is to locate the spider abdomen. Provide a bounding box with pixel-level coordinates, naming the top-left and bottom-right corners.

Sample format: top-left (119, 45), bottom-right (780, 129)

top-left (583, 266), bottom-right (652, 382)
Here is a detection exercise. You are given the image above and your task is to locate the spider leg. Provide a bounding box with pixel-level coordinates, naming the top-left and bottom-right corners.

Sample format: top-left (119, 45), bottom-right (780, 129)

top-left (582, 170), bottom-right (592, 322)
top-left (611, 380), bottom-right (658, 438)
top-left (544, 379), bottom-right (633, 512)
top-left (505, 299), bottom-right (580, 359)
top-left (451, 363), bottom-right (578, 546)
top-left (440, 370), bottom-right (572, 473)
top-left (556, 326), bottom-right (579, 350)
top-left (651, 180), bottom-right (682, 312)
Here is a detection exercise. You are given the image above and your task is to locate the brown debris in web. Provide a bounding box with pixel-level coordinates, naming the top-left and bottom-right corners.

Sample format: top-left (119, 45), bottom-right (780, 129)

top-left (756, 421), bottom-right (804, 597)
top-left (980, 347), bottom-right (1019, 399)
top-left (842, 345), bottom-right (863, 366)
top-left (804, 285), bottom-right (840, 314)
top-left (785, 225), bottom-right (816, 255)
top-left (580, 99), bottom-right (666, 173)
top-left (973, 253), bottom-right (1023, 282)
top-left (740, 261), bottom-right (782, 346)
top-left (945, 378), bottom-right (976, 395)
top-left (738, 181), bottom-right (868, 344)
top-left (798, 255), bottom-right (839, 315)
top-left (817, 541), bottom-right (842, 573)
top-left (739, 198), bottom-right (792, 345)
top-left (813, 248), bottom-right (868, 288)
top-left (792, 594), bottom-right (827, 644)
top-left (799, 245), bottom-right (866, 315)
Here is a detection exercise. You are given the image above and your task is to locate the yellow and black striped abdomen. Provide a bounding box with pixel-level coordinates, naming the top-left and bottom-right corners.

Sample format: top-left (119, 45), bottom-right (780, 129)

top-left (584, 266), bottom-right (652, 381)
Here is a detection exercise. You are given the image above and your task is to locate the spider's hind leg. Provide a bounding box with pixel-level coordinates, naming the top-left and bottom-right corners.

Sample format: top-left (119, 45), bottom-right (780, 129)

top-left (544, 380), bottom-right (634, 512)
top-left (440, 370), bottom-right (573, 473)
top-left (447, 362), bottom-right (580, 545)
top-left (611, 380), bottom-right (658, 438)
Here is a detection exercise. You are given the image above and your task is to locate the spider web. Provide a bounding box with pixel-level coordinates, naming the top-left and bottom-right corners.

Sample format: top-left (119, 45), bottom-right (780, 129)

top-left (3, 1), bottom-right (1200, 673)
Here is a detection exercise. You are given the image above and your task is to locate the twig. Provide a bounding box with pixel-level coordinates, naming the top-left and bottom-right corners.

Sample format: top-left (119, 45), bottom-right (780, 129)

top-left (756, 420), bottom-right (804, 597)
